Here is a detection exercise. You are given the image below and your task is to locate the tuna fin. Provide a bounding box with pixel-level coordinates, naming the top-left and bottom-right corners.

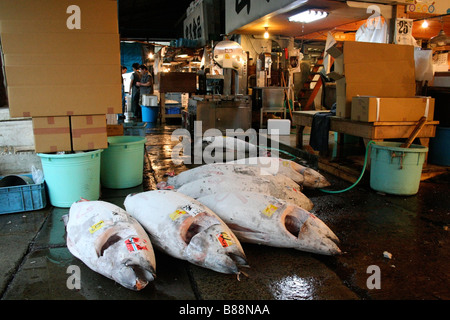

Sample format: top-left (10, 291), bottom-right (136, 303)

top-left (226, 223), bottom-right (258, 233)
top-left (61, 214), bottom-right (69, 227)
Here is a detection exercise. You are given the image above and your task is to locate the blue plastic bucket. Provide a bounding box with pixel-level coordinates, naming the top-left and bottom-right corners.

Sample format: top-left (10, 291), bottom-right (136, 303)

top-left (38, 150), bottom-right (102, 207)
top-left (101, 136), bottom-right (146, 189)
top-left (370, 142), bottom-right (428, 195)
top-left (141, 106), bottom-right (159, 123)
top-left (428, 127), bottom-right (450, 166)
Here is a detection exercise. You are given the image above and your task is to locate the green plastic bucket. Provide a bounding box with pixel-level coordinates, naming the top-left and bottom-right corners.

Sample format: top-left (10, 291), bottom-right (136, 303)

top-left (38, 150), bottom-right (103, 208)
top-left (370, 142), bottom-right (428, 195)
top-left (101, 136), bottom-right (146, 189)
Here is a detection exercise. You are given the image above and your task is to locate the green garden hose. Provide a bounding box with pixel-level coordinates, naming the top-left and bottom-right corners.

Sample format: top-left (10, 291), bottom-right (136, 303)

top-left (259, 139), bottom-right (376, 194)
top-left (319, 140), bottom-right (375, 194)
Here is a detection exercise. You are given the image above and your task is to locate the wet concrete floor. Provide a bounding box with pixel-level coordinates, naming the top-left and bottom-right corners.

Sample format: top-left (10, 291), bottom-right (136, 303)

top-left (0, 123), bottom-right (449, 307)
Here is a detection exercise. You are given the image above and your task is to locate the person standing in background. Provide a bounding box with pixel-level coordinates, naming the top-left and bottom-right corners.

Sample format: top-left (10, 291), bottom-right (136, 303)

top-left (137, 65), bottom-right (153, 96)
top-left (129, 63), bottom-right (141, 120)
top-left (120, 66), bottom-right (127, 119)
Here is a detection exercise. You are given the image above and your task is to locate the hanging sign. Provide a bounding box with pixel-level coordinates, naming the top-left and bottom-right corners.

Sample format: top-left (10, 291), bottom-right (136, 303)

top-left (394, 18), bottom-right (414, 45)
top-left (184, 0), bottom-right (207, 46)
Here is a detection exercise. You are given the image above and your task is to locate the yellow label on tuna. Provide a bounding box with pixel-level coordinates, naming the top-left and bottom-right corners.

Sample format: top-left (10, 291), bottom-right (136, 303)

top-left (262, 204), bottom-right (278, 217)
top-left (89, 220), bottom-right (104, 234)
top-left (170, 209), bottom-right (187, 221)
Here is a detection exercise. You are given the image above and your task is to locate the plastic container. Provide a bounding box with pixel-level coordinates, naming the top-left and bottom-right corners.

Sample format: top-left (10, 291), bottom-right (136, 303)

top-left (0, 174), bottom-right (34, 187)
top-left (267, 119), bottom-right (291, 135)
top-left (123, 122), bottom-right (147, 137)
top-left (0, 174), bottom-right (47, 214)
top-left (166, 107), bottom-right (181, 114)
top-left (38, 150), bottom-right (102, 207)
top-left (142, 95), bottom-right (158, 106)
top-left (141, 106), bottom-right (159, 122)
top-left (100, 136), bottom-right (146, 189)
top-left (428, 127), bottom-right (450, 166)
top-left (370, 142), bottom-right (428, 195)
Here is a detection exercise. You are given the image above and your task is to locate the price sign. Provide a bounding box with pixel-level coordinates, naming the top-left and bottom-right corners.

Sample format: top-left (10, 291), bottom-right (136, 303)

top-left (394, 18), bottom-right (414, 45)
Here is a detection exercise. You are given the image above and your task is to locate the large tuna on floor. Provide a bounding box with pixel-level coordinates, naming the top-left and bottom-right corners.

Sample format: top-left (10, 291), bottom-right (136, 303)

top-left (196, 191), bottom-right (341, 255)
top-left (228, 156), bottom-right (331, 188)
top-left (167, 173), bottom-right (314, 211)
top-left (166, 163), bottom-right (299, 189)
top-left (64, 200), bottom-right (156, 291)
top-left (124, 190), bottom-right (249, 276)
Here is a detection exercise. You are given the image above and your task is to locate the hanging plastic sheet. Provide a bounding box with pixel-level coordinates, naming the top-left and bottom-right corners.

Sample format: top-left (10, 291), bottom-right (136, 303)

top-left (355, 16), bottom-right (388, 43)
top-left (414, 48), bottom-right (434, 82)
top-left (323, 32), bottom-right (336, 75)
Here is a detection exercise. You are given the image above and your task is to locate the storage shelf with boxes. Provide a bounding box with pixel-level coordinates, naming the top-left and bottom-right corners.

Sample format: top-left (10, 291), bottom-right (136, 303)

top-left (326, 41), bottom-right (424, 120)
top-left (0, 0), bottom-right (122, 154)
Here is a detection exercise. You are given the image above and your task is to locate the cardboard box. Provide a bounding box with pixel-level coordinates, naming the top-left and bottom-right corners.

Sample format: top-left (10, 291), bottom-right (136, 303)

top-left (4, 65), bottom-right (120, 86)
top-left (71, 115), bottom-right (107, 151)
top-left (7, 84), bottom-right (121, 118)
top-left (351, 96), bottom-right (435, 122)
top-left (0, 33), bottom-right (120, 55)
top-left (327, 42), bottom-right (416, 118)
top-left (107, 124), bottom-right (124, 136)
top-left (32, 116), bottom-right (71, 153)
top-left (2, 52), bottom-right (120, 66)
top-left (0, 0), bottom-right (118, 33)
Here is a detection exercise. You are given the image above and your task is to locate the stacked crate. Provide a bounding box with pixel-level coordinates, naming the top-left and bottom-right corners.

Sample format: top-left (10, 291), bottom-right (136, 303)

top-left (0, 0), bottom-right (121, 153)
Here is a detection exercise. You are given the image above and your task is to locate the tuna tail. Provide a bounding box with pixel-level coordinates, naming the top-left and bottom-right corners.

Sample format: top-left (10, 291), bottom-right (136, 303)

top-left (61, 214), bottom-right (69, 227)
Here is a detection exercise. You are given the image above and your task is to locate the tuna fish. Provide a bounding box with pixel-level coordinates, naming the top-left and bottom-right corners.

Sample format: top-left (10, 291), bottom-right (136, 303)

top-left (168, 173), bottom-right (314, 211)
top-left (64, 200), bottom-right (156, 291)
top-left (124, 190), bottom-right (249, 276)
top-left (166, 163), bottom-right (299, 189)
top-left (196, 191), bottom-right (341, 255)
top-left (193, 135), bottom-right (268, 163)
top-left (197, 136), bottom-right (259, 155)
top-left (228, 156), bottom-right (330, 188)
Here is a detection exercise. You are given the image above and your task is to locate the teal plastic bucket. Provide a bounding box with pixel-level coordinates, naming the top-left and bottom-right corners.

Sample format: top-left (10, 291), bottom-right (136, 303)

top-left (38, 150), bottom-right (102, 208)
top-left (370, 142), bottom-right (428, 195)
top-left (428, 127), bottom-right (450, 166)
top-left (141, 106), bottom-right (159, 123)
top-left (101, 136), bottom-right (146, 189)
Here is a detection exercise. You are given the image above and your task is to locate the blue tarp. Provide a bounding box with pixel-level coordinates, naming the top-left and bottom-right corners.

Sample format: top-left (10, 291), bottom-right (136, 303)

top-left (120, 42), bottom-right (143, 71)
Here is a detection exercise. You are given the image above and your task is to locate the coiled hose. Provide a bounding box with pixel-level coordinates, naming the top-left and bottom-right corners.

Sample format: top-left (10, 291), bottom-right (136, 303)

top-left (260, 140), bottom-right (376, 194)
top-left (319, 140), bottom-right (375, 194)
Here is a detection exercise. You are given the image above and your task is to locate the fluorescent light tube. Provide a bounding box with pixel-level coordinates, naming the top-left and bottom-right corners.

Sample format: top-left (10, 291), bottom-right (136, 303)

top-left (289, 10), bottom-right (328, 23)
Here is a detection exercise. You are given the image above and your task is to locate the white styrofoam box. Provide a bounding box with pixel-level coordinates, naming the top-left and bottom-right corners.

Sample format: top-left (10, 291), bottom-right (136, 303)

top-left (267, 119), bottom-right (291, 135)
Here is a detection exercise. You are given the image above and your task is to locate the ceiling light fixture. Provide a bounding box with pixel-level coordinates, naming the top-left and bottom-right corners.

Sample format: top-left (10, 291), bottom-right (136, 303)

top-left (421, 20), bottom-right (428, 28)
top-left (430, 17), bottom-right (450, 47)
top-left (289, 9), bottom-right (328, 23)
top-left (264, 27), bottom-right (270, 39)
